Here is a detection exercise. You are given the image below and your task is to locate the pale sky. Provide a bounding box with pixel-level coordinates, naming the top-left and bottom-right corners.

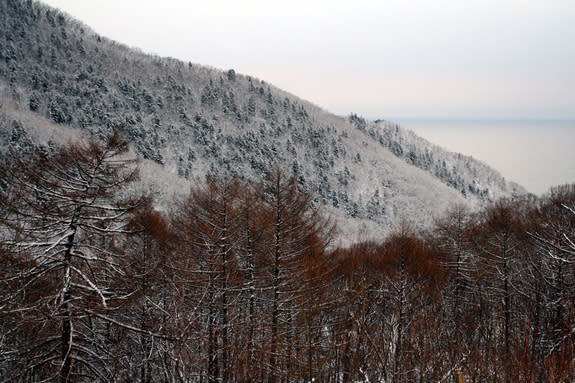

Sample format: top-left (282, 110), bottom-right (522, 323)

top-left (41, 0), bottom-right (575, 120)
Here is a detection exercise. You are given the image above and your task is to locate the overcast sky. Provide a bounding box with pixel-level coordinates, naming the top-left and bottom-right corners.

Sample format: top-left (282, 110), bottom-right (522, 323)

top-left (42, 0), bottom-right (575, 120)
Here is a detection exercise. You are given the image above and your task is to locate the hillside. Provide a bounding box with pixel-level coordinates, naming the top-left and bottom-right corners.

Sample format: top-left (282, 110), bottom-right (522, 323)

top-left (0, 0), bottom-right (524, 240)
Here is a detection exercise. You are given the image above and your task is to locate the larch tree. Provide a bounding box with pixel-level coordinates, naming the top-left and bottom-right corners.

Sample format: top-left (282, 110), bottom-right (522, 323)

top-left (528, 185), bottom-right (575, 381)
top-left (470, 200), bottom-right (526, 382)
top-left (380, 223), bottom-right (443, 383)
top-left (0, 132), bottom-right (147, 382)
top-left (234, 181), bottom-right (269, 381)
top-left (432, 204), bottom-right (475, 320)
top-left (172, 176), bottom-right (245, 383)
top-left (431, 203), bottom-right (479, 377)
top-left (261, 169), bottom-right (332, 383)
top-left (114, 205), bottom-right (180, 381)
top-left (329, 242), bottom-right (386, 383)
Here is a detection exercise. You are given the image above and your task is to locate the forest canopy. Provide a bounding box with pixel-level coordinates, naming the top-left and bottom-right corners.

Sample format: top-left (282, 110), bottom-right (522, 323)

top-left (0, 134), bottom-right (574, 382)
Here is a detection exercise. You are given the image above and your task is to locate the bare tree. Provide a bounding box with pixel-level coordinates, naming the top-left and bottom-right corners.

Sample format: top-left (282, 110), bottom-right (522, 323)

top-left (0, 132), bottom-right (147, 382)
top-left (528, 185), bottom-right (575, 381)
top-left (261, 169), bottom-right (332, 383)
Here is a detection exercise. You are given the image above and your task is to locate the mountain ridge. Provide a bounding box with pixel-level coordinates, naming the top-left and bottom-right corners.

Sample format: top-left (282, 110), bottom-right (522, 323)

top-left (0, 0), bottom-right (525, 240)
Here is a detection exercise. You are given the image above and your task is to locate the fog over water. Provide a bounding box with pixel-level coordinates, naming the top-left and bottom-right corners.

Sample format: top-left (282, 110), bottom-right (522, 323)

top-left (395, 119), bottom-right (575, 196)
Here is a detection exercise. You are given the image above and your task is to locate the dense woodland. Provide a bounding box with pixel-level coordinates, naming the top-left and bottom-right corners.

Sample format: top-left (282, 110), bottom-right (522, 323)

top-left (0, 1), bottom-right (572, 382)
top-left (0, 133), bottom-right (573, 382)
top-left (0, 0), bottom-right (523, 241)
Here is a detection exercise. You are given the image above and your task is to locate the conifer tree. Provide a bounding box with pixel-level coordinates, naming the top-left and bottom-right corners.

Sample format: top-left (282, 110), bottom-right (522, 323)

top-left (0, 132), bottom-right (146, 382)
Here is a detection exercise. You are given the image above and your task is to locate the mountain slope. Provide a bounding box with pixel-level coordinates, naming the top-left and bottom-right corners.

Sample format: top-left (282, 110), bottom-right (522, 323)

top-left (0, 0), bottom-right (525, 240)
top-left (352, 116), bottom-right (523, 204)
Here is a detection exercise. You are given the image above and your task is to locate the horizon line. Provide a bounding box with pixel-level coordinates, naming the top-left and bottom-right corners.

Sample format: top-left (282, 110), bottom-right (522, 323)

top-left (365, 116), bottom-right (575, 123)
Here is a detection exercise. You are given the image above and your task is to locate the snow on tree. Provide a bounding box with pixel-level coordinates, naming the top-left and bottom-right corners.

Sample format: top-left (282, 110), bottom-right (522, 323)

top-left (0, 132), bottom-right (148, 382)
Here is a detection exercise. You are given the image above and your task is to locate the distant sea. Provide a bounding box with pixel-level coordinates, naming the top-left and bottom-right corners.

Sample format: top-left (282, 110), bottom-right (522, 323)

top-left (393, 119), bottom-right (575, 196)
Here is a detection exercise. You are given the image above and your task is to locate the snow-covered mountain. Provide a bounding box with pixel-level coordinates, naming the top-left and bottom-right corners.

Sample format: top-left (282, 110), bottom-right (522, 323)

top-left (0, 0), bottom-right (524, 240)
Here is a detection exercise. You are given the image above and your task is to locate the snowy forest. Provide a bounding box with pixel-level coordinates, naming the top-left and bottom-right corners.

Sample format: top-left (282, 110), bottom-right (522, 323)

top-left (0, 0), bottom-right (523, 241)
top-left (0, 132), bottom-right (573, 382)
top-left (0, 1), bottom-right (573, 381)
